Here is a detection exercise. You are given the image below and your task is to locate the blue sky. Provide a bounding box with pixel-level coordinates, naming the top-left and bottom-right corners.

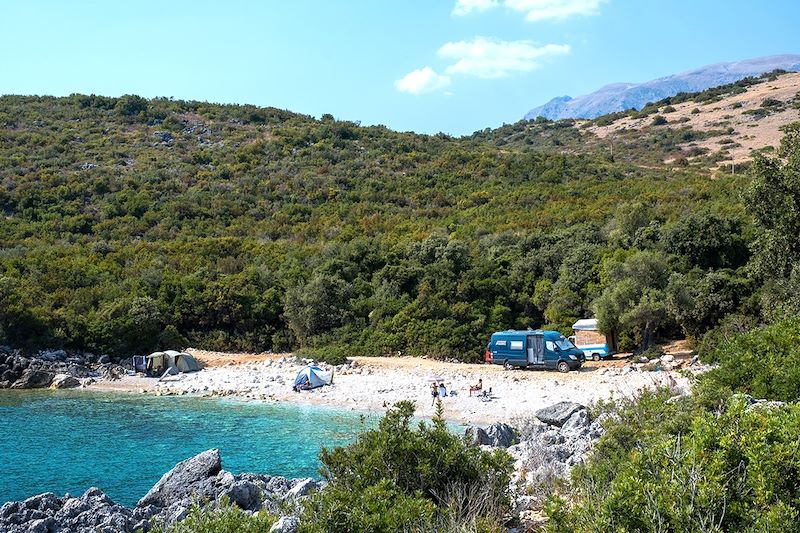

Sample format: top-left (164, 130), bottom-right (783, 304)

top-left (1, 0), bottom-right (798, 135)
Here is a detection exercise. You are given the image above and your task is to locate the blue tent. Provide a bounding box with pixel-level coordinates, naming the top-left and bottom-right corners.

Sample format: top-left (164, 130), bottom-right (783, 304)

top-left (293, 366), bottom-right (333, 390)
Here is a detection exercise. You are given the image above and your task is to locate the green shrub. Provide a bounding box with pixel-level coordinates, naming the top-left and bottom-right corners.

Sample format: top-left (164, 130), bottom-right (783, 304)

top-left (299, 479), bottom-right (435, 533)
top-left (547, 394), bottom-right (800, 532)
top-left (699, 317), bottom-right (800, 402)
top-left (145, 500), bottom-right (276, 533)
top-left (297, 345), bottom-right (349, 366)
top-left (651, 115), bottom-right (668, 126)
top-left (636, 344), bottom-right (664, 360)
top-left (300, 401), bottom-right (513, 532)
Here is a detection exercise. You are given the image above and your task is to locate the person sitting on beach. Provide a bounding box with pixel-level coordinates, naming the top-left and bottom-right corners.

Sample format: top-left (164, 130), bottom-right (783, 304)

top-left (431, 383), bottom-right (439, 406)
top-left (469, 378), bottom-right (483, 397)
top-left (438, 382), bottom-right (447, 398)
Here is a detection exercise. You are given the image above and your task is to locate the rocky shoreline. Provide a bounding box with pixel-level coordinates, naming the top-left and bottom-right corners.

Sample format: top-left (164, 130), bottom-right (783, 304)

top-left (0, 400), bottom-right (605, 533)
top-left (0, 347), bottom-right (128, 390)
top-left (0, 449), bottom-right (318, 533)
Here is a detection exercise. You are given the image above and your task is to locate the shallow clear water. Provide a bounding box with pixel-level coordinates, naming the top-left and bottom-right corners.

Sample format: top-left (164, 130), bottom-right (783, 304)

top-left (0, 391), bottom-right (375, 507)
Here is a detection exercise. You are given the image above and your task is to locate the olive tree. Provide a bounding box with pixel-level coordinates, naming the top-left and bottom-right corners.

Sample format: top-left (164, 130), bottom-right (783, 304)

top-left (592, 250), bottom-right (672, 350)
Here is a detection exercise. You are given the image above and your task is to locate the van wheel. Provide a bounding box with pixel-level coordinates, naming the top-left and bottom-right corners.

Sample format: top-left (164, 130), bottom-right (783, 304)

top-left (503, 360), bottom-right (511, 370)
top-left (592, 354), bottom-right (600, 362)
top-left (557, 361), bottom-right (570, 373)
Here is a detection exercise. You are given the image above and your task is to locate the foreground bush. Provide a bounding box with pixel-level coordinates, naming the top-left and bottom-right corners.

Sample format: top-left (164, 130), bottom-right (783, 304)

top-left (547, 394), bottom-right (800, 532)
top-left (300, 401), bottom-right (513, 532)
top-left (699, 317), bottom-right (800, 402)
top-left (145, 499), bottom-right (276, 533)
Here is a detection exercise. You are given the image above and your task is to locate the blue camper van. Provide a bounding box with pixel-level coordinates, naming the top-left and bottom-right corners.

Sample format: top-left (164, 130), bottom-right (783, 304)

top-left (486, 330), bottom-right (584, 372)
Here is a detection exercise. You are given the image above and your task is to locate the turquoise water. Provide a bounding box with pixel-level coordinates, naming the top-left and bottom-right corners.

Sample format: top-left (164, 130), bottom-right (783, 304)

top-left (0, 391), bottom-right (375, 507)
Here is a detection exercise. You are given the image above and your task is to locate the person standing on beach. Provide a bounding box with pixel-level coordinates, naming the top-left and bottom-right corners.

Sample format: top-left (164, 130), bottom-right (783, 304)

top-left (431, 382), bottom-right (439, 406)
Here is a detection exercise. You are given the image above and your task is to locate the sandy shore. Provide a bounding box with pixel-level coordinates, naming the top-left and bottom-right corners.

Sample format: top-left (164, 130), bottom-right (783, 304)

top-left (86, 347), bottom-right (698, 425)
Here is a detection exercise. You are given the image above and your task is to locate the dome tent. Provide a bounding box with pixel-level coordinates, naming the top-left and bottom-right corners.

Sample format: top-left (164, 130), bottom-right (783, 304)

top-left (293, 365), bottom-right (333, 390)
top-left (146, 350), bottom-right (202, 376)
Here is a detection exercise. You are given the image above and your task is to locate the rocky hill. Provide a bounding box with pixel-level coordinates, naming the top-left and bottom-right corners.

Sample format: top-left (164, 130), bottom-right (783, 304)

top-left (476, 70), bottom-right (800, 168)
top-left (524, 54), bottom-right (800, 120)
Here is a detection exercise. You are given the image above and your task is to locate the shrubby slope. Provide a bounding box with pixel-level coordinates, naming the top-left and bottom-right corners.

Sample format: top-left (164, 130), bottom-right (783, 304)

top-left (0, 92), bottom-right (796, 360)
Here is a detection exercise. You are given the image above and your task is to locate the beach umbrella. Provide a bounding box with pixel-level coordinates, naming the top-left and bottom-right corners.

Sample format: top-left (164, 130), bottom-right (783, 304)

top-left (426, 375), bottom-right (444, 382)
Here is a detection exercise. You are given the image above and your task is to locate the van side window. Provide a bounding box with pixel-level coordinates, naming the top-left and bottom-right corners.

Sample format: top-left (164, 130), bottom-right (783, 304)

top-left (495, 340), bottom-right (507, 347)
top-left (545, 341), bottom-right (556, 351)
top-left (510, 340), bottom-right (523, 350)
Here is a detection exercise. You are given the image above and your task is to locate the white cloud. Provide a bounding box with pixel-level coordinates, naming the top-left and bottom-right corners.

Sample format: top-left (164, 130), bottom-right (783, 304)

top-left (452, 0), bottom-right (500, 16)
top-left (504, 0), bottom-right (605, 22)
top-left (438, 37), bottom-right (570, 79)
top-left (394, 66), bottom-right (452, 95)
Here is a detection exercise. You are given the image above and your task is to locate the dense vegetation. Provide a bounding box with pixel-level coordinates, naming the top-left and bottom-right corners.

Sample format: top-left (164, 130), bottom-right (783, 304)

top-left (542, 125), bottom-right (800, 530)
top-left (0, 89), bottom-right (780, 358)
top-left (547, 316), bottom-right (800, 532)
top-left (300, 401), bottom-right (512, 532)
top-left (0, 84), bottom-right (797, 361)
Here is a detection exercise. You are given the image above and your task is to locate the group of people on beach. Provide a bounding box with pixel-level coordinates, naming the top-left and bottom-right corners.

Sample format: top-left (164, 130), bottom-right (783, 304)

top-left (430, 378), bottom-right (483, 405)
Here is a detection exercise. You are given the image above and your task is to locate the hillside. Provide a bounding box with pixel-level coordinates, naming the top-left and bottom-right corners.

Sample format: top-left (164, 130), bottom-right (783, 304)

top-left (585, 71), bottom-right (800, 164)
top-left (475, 70), bottom-right (800, 167)
top-left (0, 88), bottom-right (793, 361)
top-left (524, 54), bottom-right (800, 120)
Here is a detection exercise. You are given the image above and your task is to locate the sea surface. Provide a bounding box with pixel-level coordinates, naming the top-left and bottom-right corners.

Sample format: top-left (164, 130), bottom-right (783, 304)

top-left (0, 390), bottom-right (376, 507)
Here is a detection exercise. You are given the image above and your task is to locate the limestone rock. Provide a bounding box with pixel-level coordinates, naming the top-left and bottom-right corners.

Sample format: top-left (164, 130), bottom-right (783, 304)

top-left (285, 478), bottom-right (317, 499)
top-left (271, 515), bottom-right (300, 533)
top-left (535, 401), bottom-right (585, 427)
top-left (472, 423), bottom-right (518, 448)
top-left (51, 374), bottom-right (81, 389)
top-left (137, 449), bottom-right (222, 508)
top-left (220, 479), bottom-right (261, 511)
top-left (10, 369), bottom-right (55, 389)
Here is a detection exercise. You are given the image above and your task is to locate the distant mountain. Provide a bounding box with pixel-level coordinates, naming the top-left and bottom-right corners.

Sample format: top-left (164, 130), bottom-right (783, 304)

top-left (524, 54), bottom-right (800, 121)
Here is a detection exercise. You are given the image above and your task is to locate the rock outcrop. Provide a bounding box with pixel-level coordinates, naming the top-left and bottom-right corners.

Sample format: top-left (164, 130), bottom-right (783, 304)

top-left (509, 403), bottom-right (605, 521)
top-left (0, 488), bottom-right (141, 533)
top-left (0, 346), bottom-right (126, 389)
top-left (270, 515), bottom-right (300, 533)
top-left (535, 401), bottom-right (584, 427)
top-left (0, 450), bottom-right (318, 533)
top-left (138, 449), bottom-right (223, 508)
top-left (469, 422), bottom-right (518, 448)
top-left (51, 374), bottom-right (81, 389)
top-left (10, 369), bottom-right (55, 389)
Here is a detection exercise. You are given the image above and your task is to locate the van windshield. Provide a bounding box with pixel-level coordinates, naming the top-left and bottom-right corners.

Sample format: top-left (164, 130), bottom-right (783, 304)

top-left (556, 339), bottom-right (576, 351)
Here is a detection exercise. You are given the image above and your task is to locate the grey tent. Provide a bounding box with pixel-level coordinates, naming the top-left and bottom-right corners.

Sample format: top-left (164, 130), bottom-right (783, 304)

top-left (146, 350), bottom-right (202, 376)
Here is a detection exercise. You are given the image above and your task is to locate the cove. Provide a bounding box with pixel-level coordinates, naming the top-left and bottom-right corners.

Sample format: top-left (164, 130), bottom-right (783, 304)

top-left (0, 390), bottom-right (375, 507)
